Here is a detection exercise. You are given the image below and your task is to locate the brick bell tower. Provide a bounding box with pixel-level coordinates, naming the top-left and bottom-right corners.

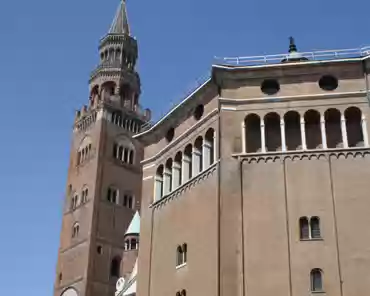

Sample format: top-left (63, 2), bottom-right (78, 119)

top-left (54, 1), bottom-right (150, 296)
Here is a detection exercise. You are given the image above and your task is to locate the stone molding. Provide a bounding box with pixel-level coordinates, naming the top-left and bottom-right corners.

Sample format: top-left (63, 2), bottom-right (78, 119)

top-left (151, 162), bottom-right (218, 210)
top-left (233, 147), bottom-right (370, 164)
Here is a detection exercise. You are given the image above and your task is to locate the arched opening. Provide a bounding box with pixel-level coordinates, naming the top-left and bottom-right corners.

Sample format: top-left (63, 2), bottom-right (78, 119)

top-left (325, 108), bottom-right (342, 148)
top-left (310, 269), bottom-right (323, 292)
top-left (155, 165), bottom-right (164, 201)
top-left (183, 144), bottom-right (193, 181)
top-left (110, 256), bottom-right (121, 278)
top-left (194, 137), bottom-right (203, 174)
top-left (204, 128), bottom-right (215, 166)
top-left (123, 148), bottom-right (129, 163)
top-left (345, 107), bottom-right (364, 147)
top-left (299, 217), bottom-right (309, 240)
top-left (304, 110), bottom-right (322, 149)
top-left (310, 216), bottom-right (321, 239)
top-left (90, 85), bottom-right (99, 106)
top-left (72, 223), bottom-right (79, 238)
top-left (107, 187), bottom-right (118, 204)
top-left (284, 111), bottom-right (301, 151)
top-left (173, 152), bottom-right (182, 189)
top-left (118, 145), bottom-right (124, 161)
top-left (128, 150), bottom-right (134, 164)
top-left (101, 81), bottom-right (116, 101)
top-left (245, 114), bottom-right (261, 153)
top-left (265, 112), bottom-right (281, 151)
top-left (164, 159), bottom-right (173, 194)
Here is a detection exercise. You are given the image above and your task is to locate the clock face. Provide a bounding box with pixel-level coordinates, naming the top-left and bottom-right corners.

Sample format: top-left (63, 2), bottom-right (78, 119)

top-left (61, 288), bottom-right (78, 296)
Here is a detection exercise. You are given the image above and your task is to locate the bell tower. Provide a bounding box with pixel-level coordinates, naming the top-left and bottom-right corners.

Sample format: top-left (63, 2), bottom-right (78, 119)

top-left (54, 1), bottom-right (150, 296)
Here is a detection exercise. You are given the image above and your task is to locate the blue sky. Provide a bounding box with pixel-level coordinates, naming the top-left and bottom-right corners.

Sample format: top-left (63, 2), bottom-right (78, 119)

top-left (0, 0), bottom-right (369, 294)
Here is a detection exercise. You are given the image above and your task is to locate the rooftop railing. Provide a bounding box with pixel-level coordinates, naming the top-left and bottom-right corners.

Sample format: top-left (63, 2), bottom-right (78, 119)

top-left (214, 46), bottom-right (370, 67)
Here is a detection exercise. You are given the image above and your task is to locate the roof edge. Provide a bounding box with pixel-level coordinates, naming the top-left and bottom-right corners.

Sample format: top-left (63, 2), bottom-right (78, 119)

top-left (134, 78), bottom-right (212, 140)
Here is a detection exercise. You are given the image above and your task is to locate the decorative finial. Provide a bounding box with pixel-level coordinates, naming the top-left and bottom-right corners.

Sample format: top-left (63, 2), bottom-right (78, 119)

top-left (289, 36), bottom-right (297, 53)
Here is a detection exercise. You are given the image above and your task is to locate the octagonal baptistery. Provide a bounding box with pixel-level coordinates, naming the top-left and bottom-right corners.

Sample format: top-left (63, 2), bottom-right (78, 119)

top-left (135, 41), bottom-right (370, 296)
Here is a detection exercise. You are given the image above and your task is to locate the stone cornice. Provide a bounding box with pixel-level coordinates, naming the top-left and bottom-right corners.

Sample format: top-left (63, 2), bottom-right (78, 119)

top-left (232, 147), bottom-right (370, 163)
top-left (219, 90), bottom-right (368, 106)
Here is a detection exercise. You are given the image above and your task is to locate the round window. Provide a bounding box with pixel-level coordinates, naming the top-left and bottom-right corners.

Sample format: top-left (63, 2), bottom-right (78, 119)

top-left (319, 75), bottom-right (338, 91)
top-left (261, 79), bottom-right (280, 95)
top-left (165, 128), bottom-right (175, 143)
top-left (193, 104), bottom-right (204, 120)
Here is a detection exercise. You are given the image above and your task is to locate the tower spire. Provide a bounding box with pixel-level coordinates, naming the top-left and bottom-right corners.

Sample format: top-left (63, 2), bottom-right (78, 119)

top-left (109, 0), bottom-right (130, 35)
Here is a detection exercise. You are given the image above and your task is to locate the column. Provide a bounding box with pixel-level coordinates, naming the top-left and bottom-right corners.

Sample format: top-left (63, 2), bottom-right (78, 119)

top-left (182, 155), bottom-right (191, 183)
top-left (163, 168), bottom-right (172, 195)
top-left (192, 149), bottom-right (202, 176)
top-left (362, 114), bottom-right (369, 147)
top-left (300, 117), bottom-right (307, 150)
top-left (320, 115), bottom-right (327, 149)
top-left (154, 176), bottom-right (163, 201)
top-left (203, 141), bottom-right (212, 169)
top-left (241, 122), bottom-right (246, 153)
top-left (280, 118), bottom-right (287, 152)
top-left (261, 121), bottom-right (266, 153)
top-left (341, 114), bottom-right (349, 148)
top-left (172, 162), bottom-right (182, 189)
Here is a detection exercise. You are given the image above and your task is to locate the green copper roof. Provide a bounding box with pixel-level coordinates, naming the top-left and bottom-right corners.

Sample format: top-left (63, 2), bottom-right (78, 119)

top-left (109, 0), bottom-right (130, 35)
top-left (125, 211), bottom-right (140, 235)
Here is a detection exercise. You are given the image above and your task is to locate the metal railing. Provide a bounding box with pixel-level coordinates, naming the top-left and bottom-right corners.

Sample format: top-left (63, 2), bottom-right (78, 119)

top-left (214, 46), bottom-right (370, 67)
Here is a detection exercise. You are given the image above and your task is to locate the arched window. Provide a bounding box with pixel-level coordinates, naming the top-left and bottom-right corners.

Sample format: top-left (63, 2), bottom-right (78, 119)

top-left (310, 269), bottom-right (323, 292)
top-left (173, 152), bottom-right (183, 189)
top-left (110, 256), bottom-right (121, 278)
top-left (176, 245), bottom-right (183, 266)
top-left (304, 110), bottom-right (322, 149)
top-left (204, 128), bottom-right (215, 167)
top-left (194, 137), bottom-right (203, 174)
top-left (107, 187), bottom-right (118, 204)
top-left (345, 107), bottom-right (364, 147)
top-left (176, 243), bottom-right (187, 266)
top-left (310, 217), bottom-right (321, 239)
top-left (155, 165), bottom-right (164, 201)
top-left (113, 137), bottom-right (135, 164)
top-left (77, 137), bottom-right (92, 165)
top-left (81, 187), bottom-right (88, 204)
top-left (265, 112), bottom-right (281, 151)
top-left (123, 194), bottom-right (133, 209)
top-left (284, 111), bottom-right (301, 151)
top-left (245, 114), bottom-right (261, 153)
top-left (101, 81), bottom-right (116, 101)
top-left (181, 290), bottom-right (186, 296)
top-left (72, 223), bottom-right (79, 238)
top-left (71, 194), bottom-right (79, 210)
top-left (164, 159), bottom-right (173, 195)
top-left (325, 108), bottom-right (342, 148)
top-left (183, 144), bottom-right (193, 181)
top-left (299, 217), bottom-right (309, 239)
